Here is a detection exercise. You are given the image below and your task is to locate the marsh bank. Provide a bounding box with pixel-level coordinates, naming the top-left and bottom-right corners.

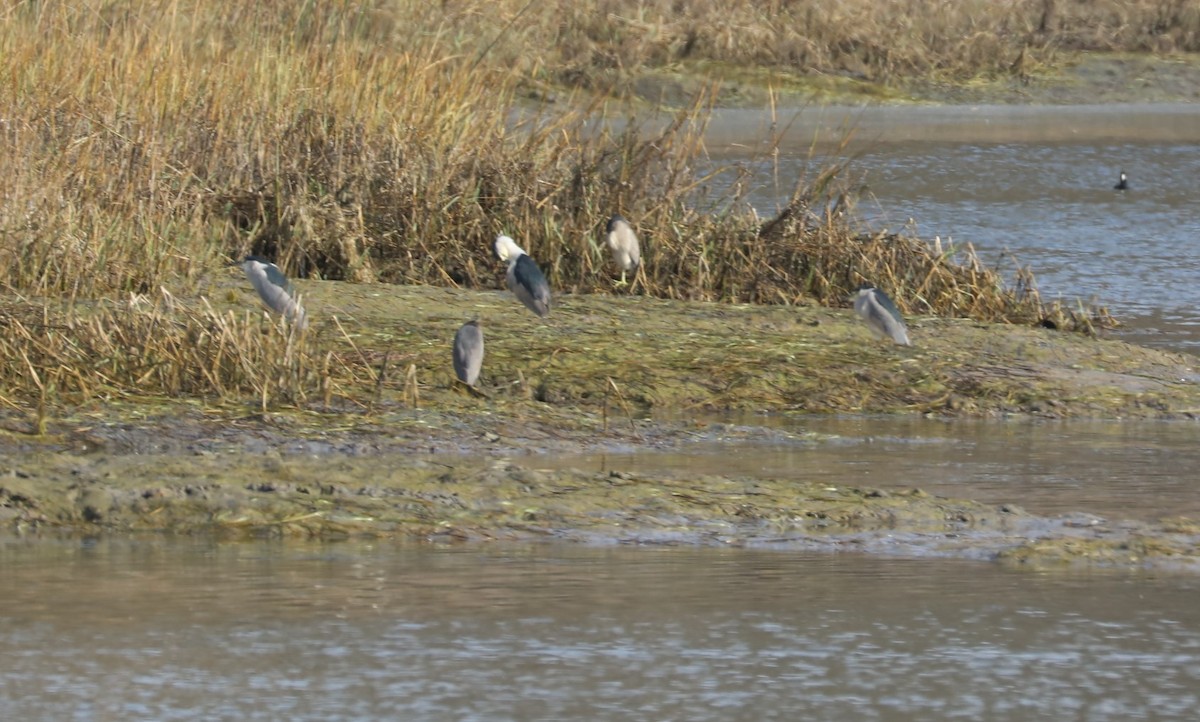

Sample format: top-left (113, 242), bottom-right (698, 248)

top-left (4, 278), bottom-right (1200, 569)
top-left (6, 45), bottom-right (1200, 566)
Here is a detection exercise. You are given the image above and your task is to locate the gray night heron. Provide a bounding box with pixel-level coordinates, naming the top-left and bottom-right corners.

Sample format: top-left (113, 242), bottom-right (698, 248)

top-left (853, 283), bottom-right (911, 346)
top-left (241, 255), bottom-right (307, 329)
top-left (604, 214), bottom-right (641, 286)
top-left (452, 320), bottom-right (484, 387)
top-left (1114, 171), bottom-right (1128, 191)
top-left (494, 234), bottom-right (551, 318)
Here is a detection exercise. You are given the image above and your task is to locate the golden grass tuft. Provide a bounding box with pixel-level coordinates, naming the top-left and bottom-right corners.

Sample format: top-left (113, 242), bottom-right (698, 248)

top-left (0, 291), bottom-right (322, 410)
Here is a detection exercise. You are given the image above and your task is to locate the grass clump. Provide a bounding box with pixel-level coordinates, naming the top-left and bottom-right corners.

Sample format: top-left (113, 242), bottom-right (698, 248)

top-left (0, 292), bottom-right (322, 412)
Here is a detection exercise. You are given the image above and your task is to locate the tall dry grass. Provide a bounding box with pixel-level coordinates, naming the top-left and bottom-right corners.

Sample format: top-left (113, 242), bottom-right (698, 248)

top-left (0, 0), bottom-right (1123, 409)
top-left (436, 0), bottom-right (1199, 90)
top-left (1, 0), bottom-right (524, 296)
top-left (0, 292), bottom-right (325, 416)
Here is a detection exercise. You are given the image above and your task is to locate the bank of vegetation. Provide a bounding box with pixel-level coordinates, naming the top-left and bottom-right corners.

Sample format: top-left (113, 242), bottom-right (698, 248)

top-left (3, 1), bottom-right (1175, 411)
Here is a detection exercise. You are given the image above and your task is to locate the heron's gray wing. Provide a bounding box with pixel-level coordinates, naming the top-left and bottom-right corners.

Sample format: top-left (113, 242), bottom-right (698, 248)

top-left (512, 255), bottom-right (551, 317)
top-left (244, 265), bottom-right (289, 311)
top-left (869, 295), bottom-right (910, 345)
top-left (258, 279), bottom-right (294, 316)
top-left (244, 262), bottom-right (305, 327)
top-left (870, 288), bottom-right (905, 324)
top-left (452, 322), bottom-right (484, 385)
top-left (855, 290), bottom-right (910, 345)
top-left (262, 263), bottom-right (291, 291)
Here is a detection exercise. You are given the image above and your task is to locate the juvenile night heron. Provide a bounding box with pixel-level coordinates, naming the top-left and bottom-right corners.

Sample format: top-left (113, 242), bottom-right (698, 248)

top-left (604, 214), bottom-right (641, 286)
top-left (241, 255), bottom-right (307, 329)
top-left (493, 234), bottom-right (551, 318)
top-left (452, 320), bottom-right (484, 387)
top-left (1114, 171), bottom-right (1128, 191)
top-left (853, 283), bottom-right (911, 346)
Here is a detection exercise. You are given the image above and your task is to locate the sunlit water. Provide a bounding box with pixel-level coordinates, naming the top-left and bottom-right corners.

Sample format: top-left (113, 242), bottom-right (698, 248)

top-left (2, 539), bottom-right (1199, 721)
top-left (853, 141), bottom-right (1200, 351)
top-left (706, 104), bottom-right (1200, 352)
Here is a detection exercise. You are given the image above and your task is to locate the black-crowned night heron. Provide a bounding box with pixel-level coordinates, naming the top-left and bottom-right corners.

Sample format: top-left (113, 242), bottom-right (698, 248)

top-left (452, 320), bottom-right (484, 387)
top-left (853, 283), bottom-right (911, 346)
top-left (604, 214), bottom-right (641, 286)
top-left (1114, 171), bottom-right (1128, 191)
top-left (241, 256), bottom-right (307, 329)
top-left (493, 234), bottom-right (551, 318)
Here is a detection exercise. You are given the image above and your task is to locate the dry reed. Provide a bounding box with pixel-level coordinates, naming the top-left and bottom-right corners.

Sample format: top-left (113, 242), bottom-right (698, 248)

top-left (0, 1), bottom-right (1128, 410)
top-left (0, 291), bottom-right (322, 408)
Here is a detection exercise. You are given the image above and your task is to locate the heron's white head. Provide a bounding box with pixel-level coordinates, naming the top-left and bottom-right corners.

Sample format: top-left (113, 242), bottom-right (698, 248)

top-left (493, 235), bottom-right (526, 263)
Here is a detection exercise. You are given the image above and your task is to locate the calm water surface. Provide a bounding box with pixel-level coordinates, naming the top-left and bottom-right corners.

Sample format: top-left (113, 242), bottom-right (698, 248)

top-left (2, 538), bottom-right (1199, 721)
top-left (708, 104), bottom-right (1200, 352)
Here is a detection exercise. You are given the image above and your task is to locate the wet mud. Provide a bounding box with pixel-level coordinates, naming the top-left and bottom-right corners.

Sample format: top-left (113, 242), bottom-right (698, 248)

top-left (3, 448), bottom-right (1198, 572)
top-left (3, 280), bottom-right (1200, 570)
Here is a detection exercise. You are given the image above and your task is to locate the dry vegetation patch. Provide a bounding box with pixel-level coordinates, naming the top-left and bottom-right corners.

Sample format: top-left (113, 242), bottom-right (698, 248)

top-left (0, 1), bottom-right (1158, 414)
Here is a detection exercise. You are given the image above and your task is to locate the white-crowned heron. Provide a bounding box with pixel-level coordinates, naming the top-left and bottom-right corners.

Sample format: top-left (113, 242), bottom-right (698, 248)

top-left (452, 320), bottom-right (484, 387)
top-left (493, 234), bottom-right (551, 318)
top-left (1114, 171), bottom-right (1128, 191)
top-left (853, 283), bottom-right (911, 346)
top-left (241, 255), bottom-right (307, 329)
top-left (604, 214), bottom-right (641, 286)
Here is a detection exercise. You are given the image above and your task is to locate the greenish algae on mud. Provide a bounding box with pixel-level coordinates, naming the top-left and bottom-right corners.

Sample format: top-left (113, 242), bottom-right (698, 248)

top-left (4, 277), bottom-right (1200, 569)
top-left (262, 278), bottom-right (1200, 419)
top-left (4, 446), bottom-right (1199, 572)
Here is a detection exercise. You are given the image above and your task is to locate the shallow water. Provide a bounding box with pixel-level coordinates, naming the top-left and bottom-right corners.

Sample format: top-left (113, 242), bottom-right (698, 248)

top-left (539, 416), bottom-right (1200, 524)
top-left (706, 104), bottom-right (1200, 352)
top-left (2, 538), bottom-right (1199, 721)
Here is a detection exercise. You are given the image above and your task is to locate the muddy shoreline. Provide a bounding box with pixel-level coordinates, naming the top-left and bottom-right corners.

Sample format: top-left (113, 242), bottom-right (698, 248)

top-left (4, 279), bottom-right (1200, 569)
top-left (4, 440), bottom-right (1199, 572)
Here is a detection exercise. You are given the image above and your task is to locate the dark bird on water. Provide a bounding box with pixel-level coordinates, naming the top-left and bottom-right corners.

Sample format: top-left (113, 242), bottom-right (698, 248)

top-left (1114, 171), bottom-right (1128, 191)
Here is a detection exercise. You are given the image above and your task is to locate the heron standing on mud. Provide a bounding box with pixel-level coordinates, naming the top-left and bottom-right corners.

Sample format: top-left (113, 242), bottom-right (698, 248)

top-left (853, 283), bottom-right (911, 346)
top-left (452, 320), bottom-right (484, 387)
top-left (604, 214), bottom-right (641, 287)
top-left (494, 234), bottom-right (551, 318)
top-left (241, 256), bottom-right (307, 329)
